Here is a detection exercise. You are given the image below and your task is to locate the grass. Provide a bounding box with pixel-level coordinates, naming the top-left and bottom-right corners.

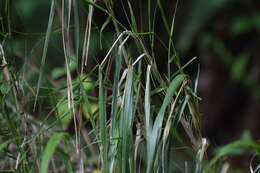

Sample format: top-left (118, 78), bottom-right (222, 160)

top-left (0, 0), bottom-right (260, 172)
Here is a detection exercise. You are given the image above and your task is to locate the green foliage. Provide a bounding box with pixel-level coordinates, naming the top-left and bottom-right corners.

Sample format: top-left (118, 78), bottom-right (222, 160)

top-left (206, 131), bottom-right (260, 172)
top-left (231, 12), bottom-right (260, 35)
top-left (40, 132), bottom-right (69, 173)
top-left (0, 0), bottom-right (259, 172)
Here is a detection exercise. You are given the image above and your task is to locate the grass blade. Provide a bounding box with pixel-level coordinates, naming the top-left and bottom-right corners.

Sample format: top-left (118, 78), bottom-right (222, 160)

top-left (127, 1), bottom-right (138, 32)
top-left (73, 0), bottom-right (80, 60)
top-left (145, 65), bottom-right (152, 135)
top-left (161, 81), bottom-right (188, 173)
top-left (206, 131), bottom-right (260, 171)
top-left (98, 66), bottom-right (108, 173)
top-left (109, 51), bottom-right (123, 171)
top-left (147, 74), bottom-right (186, 172)
top-left (40, 132), bottom-right (69, 173)
top-left (34, 0), bottom-right (56, 111)
top-left (120, 65), bottom-right (135, 173)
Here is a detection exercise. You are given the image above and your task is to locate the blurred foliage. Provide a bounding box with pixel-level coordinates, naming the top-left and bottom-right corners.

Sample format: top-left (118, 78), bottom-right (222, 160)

top-left (231, 12), bottom-right (260, 35)
top-left (178, 0), bottom-right (234, 52)
top-left (177, 0), bottom-right (260, 100)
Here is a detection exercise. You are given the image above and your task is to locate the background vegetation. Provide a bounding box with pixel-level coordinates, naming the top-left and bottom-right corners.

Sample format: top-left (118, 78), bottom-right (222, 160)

top-left (0, 0), bottom-right (260, 172)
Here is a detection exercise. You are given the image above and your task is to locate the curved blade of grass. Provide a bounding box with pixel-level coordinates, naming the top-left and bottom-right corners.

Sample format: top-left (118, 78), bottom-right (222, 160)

top-left (145, 65), bottom-right (152, 135)
top-left (172, 56), bottom-right (198, 77)
top-left (120, 66), bottom-right (135, 173)
top-left (146, 74), bottom-right (186, 173)
top-left (40, 132), bottom-right (69, 173)
top-left (100, 16), bottom-right (111, 49)
top-left (34, 0), bottom-right (56, 111)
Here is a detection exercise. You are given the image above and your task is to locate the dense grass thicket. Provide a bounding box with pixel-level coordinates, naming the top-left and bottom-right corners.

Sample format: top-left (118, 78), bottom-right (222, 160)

top-left (0, 0), bottom-right (259, 172)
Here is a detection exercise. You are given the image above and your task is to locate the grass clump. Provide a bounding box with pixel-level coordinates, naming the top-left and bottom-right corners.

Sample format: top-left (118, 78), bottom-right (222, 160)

top-left (0, 0), bottom-right (259, 172)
